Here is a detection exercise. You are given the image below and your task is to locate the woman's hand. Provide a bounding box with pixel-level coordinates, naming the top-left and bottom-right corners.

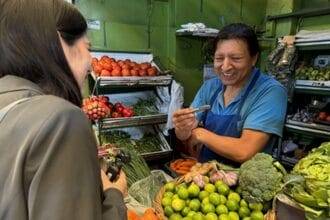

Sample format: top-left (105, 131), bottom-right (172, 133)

top-left (101, 169), bottom-right (128, 197)
top-left (173, 108), bottom-right (198, 140)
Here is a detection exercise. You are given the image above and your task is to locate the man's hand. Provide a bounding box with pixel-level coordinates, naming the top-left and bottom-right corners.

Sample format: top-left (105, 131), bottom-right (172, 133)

top-left (101, 169), bottom-right (128, 197)
top-left (173, 108), bottom-right (198, 140)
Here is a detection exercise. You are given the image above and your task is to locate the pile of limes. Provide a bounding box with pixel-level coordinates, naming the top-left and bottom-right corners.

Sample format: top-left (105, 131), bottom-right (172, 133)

top-left (161, 180), bottom-right (265, 220)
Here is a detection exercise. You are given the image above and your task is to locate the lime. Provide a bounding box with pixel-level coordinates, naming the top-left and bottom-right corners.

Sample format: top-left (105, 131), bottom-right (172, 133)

top-left (214, 180), bottom-right (225, 189)
top-left (172, 194), bottom-right (180, 200)
top-left (178, 187), bottom-right (189, 200)
top-left (250, 211), bottom-right (264, 220)
top-left (217, 183), bottom-right (230, 196)
top-left (227, 192), bottom-right (240, 203)
top-left (172, 198), bottom-right (186, 212)
top-left (205, 183), bottom-right (216, 193)
top-left (182, 217), bottom-right (192, 220)
top-left (164, 206), bottom-right (174, 217)
top-left (189, 199), bottom-right (201, 212)
top-left (203, 176), bottom-right (210, 184)
top-left (240, 199), bottom-right (248, 207)
top-left (165, 182), bottom-right (176, 192)
top-left (192, 213), bottom-right (204, 220)
top-left (188, 183), bottom-right (200, 198)
top-left (199, 190), bottom-right (210, 200)
top-left (164, 191), bottom-right (174, 198)
top-left (209, 192), bottom-right (221, 206)
top-left (187, 211), bottom-right (196, 217)
top-left (216, 204), bottom-right (228, 215)
top-left (176, 183), bottom-right (188, 194)
top-left (202, 197), bottom-right (210, 205)
top-left (218, 214), bottom-right (230, 220)
top-left (242, 217), bottom-right (251, 220)
top-left (169, 213), bottom-right (183, 220)
top-left (228, 211), bottom-right (239, 220)
top-left (162, 197), bottom-right (172, 207)
top-left (205, 213), bottom-right (218, 220)
top-left (186, 199), bottom-right (191, 206)
top-left (201, 203), bottom-right (215, 214)
top-left (249, 203), bottom-right (263, 211)
top-left (226, 200), bottom-right (239, 211)
top-left (238, 206), bottom-right (251, 218)
top-left (219, 195), bottom-right (227, 205)
top-left (181, 207), bottom-right (191, 217)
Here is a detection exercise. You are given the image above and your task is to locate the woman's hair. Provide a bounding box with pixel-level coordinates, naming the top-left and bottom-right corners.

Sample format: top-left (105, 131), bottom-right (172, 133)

top-left (0, 0), bottom-right (87, 106)
top-left (213, 23), bottom-right (260, 57)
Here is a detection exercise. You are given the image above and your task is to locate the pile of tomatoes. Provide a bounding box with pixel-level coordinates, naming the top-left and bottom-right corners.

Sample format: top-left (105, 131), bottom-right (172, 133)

top-left (92, 55), bottom-right (158, 77)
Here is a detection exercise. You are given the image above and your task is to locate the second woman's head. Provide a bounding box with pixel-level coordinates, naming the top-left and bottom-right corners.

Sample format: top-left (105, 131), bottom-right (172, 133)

top-left (0, 0), bottom-right (90, 106)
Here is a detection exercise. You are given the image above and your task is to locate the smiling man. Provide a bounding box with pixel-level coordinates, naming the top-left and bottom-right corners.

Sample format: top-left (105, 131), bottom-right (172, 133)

top-left (172, 23), bottom-right (287, 166)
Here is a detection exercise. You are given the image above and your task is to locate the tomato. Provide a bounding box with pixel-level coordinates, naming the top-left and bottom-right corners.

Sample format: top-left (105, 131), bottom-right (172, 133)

top-left (319, 112), bottom-right (327, 120)
top-left (92, 58), bottom-right (98, 65)
top-left (130, 69), bottom-right (139, 76)
top-left (122, 68), bottom-right (131, 76)
top-left (138, 69), bottom-right (147, 76)
top-left (147, 67), bottom-right (157, 76)
top-left (93, 63), bottom-right (103, 75)
top-left (111, 67), bottom-right (122, 76)
top-left (100, 69), bottom-right (111, 76)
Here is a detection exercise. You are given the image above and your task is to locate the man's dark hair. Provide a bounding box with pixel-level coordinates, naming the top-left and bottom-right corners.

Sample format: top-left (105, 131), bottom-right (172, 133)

top-left (214, 23), bottom-right (260, 57)
top-left (0, 0), bottom-right (87, 106)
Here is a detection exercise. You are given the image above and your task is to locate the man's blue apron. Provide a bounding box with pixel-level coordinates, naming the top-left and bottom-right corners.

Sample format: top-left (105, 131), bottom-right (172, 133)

top-left (198, 69), bottom-right (261, 166)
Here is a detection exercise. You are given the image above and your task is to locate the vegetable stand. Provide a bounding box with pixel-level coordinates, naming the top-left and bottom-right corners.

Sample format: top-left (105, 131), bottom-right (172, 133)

top-left (88, 50), bottom-right (173, 161)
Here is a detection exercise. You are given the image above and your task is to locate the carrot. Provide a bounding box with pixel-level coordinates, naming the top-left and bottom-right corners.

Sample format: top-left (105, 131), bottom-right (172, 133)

top-left (127, 210), bottom-right (141, 220)
top-left (141, 208), bottom-right (159, 220)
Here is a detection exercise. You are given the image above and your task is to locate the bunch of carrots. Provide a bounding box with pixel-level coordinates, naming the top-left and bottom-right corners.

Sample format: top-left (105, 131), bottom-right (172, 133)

top-left (169, 158), bottom-right (197, 175)
top-left (127, 208), bottom-right (160, 220)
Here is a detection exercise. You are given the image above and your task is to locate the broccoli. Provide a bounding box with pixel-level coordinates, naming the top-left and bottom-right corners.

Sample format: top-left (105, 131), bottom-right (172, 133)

top-left (238, 153), bottom-right (287, 203)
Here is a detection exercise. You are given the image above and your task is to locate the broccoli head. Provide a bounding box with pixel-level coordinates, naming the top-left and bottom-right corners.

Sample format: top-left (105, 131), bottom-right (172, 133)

top-left (239, 153), bottom-right (286, 203)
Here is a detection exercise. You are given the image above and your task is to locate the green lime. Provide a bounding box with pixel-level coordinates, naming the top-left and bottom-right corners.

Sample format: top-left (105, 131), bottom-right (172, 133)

top-left (205, 212), bottom-right (218, 220)
top-left (227, 192), bottom-right (240, 203)
top-left (201, 203), bottom-right (215, 214)
top-left (178, 187), bottom-right (189, 200)
top-left (209, 192), bottom-right (221, 206)
top-left (240, 199), bottom-right (248, 207)
top-left (165, 182), bottom-right (176, 192)
top-left (215, 180), bottom-right (225, 188)
top-left (164, 206), bottom-right (174, 217)
top-left (250, 211), bottom-right (264, 220)
top-left (169, 213), bottom-right (183, 220)
top-left (182, 217), bottom-right (192, 220)
top-left (219, 195), bottom-right (227, 205)
top-left (238, 206), bottom-right (251, 218)
top-left (162, 197), bottom-right (172, 207)
top-left (216, 204), bottom-right (228, 215)
top-left (228, 211), bottom-right (239, 220)
top-left (172, 198), bottom-right (186, 212)
top-left (226, 200), bottom-right (239, 211)
top-left (242, 217), bottom-right (251, 220)
top-left (205, 183), bottom-right (216, 193)
top-left (199, 190), bottom-right (210, 200)
top-left (188, 183), bottom-right (200, 198)
top-left (189, 199), bottom-right (201, 212)
top-left (217, 183), bottom-right (230, 196)
top-left (202, 197), bottom-right (210, 205)
top-left (203, 176), bottom-right (210, 184)
top-left (218, 214), bottom-right (230, 220)
top-left (186, 199), bottom-right (191, 206)
top-left (249, 203), bottom-right (263, 211)
top-left (187, 211), bottom-right (196, 217)
top-left (176, 183), bottom-right (188, 192)
top-left (192, 213), bottom-right (204, 220)
top-left (164, 191), bottom-right (174, 198)
top-left (181, 207), bottom-right (191, 217)
top-left (172, 194), bottom-right (180, 200)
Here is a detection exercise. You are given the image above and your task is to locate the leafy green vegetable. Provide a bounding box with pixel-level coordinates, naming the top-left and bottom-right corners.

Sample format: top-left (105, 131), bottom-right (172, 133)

top-left (285, 142), bottom-right (330, 219)
top-left (238, 153), bottom-right (287, 203)
top-left (132, 98), bottom-right (158, 116)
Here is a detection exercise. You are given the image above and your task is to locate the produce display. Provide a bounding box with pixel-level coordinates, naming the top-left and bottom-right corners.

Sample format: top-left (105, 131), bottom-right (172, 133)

top-left (284, 142), bottom-right (330, 220)
top-left (169, 158), bottom-right (197, 176)
top-left (295, 66), bottom-right (330, 81)
top-left (238, 153), bottom-right (287, 204)
top-left (133, 98), bottom-right (159, 116)
top-left (158, 162), bottom-right (268, 220)
top-left (92, 55), bottom-right (159, 77)
top-left (100, 130), bottom-right (163, 155)
top-left (315, 111), bottom-right (330, 124)
top-left (287, 108), bottom-right (314, 123)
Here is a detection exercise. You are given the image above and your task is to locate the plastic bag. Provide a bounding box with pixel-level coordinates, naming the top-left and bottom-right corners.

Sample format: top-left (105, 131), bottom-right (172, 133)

top-left (126, 170), bottom-right (173, 212)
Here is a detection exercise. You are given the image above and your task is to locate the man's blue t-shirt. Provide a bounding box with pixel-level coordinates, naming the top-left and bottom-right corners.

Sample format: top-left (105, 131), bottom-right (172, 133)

top-left (191, 68), bottom-right (287, 138)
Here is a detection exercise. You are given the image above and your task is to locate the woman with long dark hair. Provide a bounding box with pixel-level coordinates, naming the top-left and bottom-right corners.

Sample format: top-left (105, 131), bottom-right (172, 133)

top-left (0, 0), bottom-right (127, 219)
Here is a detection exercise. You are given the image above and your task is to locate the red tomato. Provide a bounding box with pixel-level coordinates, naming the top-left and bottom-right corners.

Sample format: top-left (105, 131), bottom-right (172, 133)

top-left (100, 69), bottom-right (111, 76)
top-left (93, 63), bottom-right (103, 75)
top-left (130, 69), bottom-right (139, 76)
top-left (122, 68), bottom-right (131, 76)
top-left (138, 69), bottom-right (147, 76)
top-left (111, 67), bottom-right (122, 76)
top-left (147, 67), bottom-right (157, 76)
